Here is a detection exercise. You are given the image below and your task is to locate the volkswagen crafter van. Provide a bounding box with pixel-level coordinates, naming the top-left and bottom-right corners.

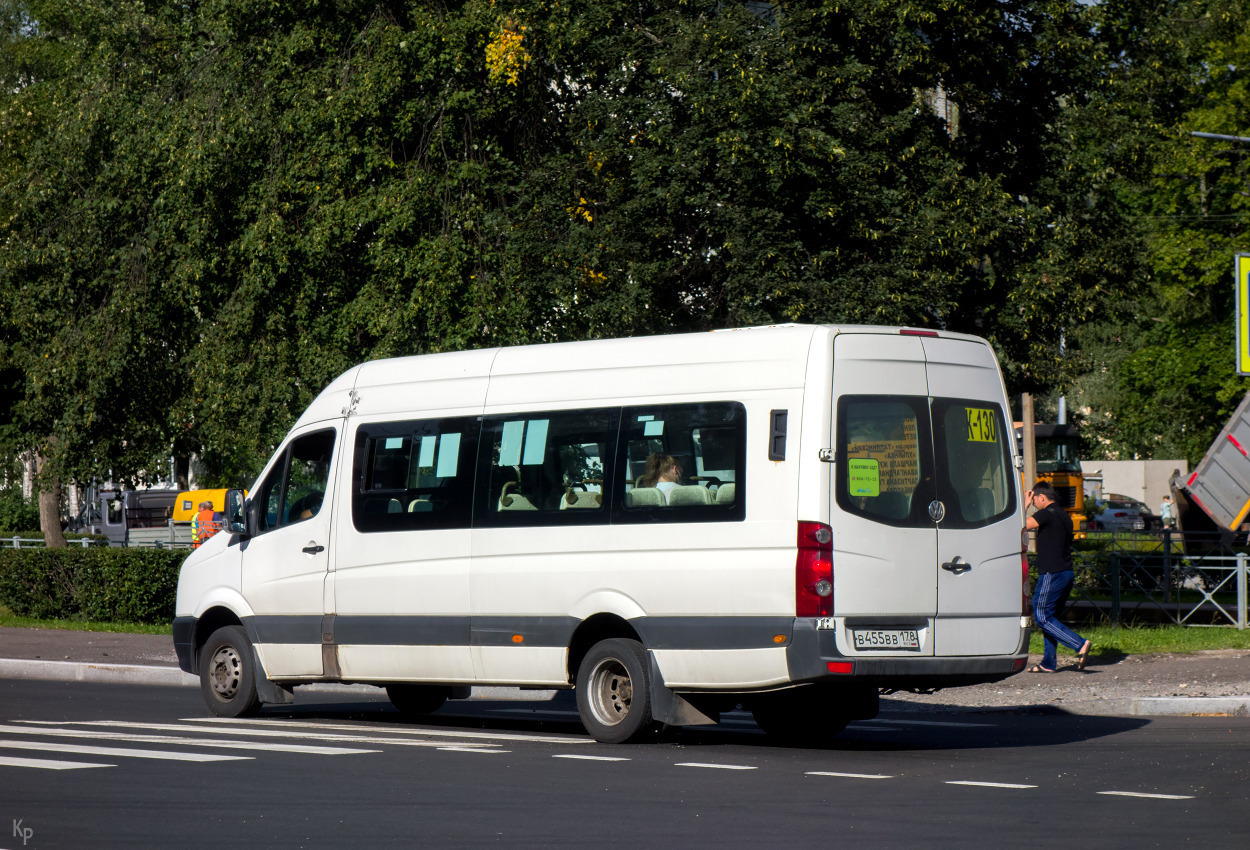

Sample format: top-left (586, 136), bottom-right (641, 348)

top-left (174, 324), bottom-right (1030, 744)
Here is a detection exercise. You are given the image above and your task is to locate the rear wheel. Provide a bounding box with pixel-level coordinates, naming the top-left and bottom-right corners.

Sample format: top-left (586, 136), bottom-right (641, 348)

top-left (385, 684), bottom-right (450, 716)
top-left (575, 638), bottom-right (656, 743)
top-left (749, 683), bottom-right (876, 746)
top-left (199, 625), bottom-right (261, 718)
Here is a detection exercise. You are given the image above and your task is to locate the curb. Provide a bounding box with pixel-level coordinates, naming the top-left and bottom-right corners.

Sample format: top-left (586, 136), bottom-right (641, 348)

top-left (1060, 696), bottom-right (1250, 717)
top-left (0, 658), bottom-right (198, 687)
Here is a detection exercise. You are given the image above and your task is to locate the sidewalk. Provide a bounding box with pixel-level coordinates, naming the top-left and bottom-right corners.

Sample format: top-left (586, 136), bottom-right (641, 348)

top-left (1, 626), bottom-right (1247, 717)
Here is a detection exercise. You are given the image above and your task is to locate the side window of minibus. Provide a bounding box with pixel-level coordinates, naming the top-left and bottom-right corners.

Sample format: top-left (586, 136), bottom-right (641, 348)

top-left (476, 409), bottom-right (617, 525)
top-left (352, 417), bottom-right (478, 532)
top-left (616, 402), bottom-right (746, 522)
top-left (254, 429), bottom-right (337, 534)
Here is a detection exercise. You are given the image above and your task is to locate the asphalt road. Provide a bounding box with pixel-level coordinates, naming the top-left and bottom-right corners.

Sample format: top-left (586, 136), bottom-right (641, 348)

top-left (1, 679), bottom-right (1247, 849)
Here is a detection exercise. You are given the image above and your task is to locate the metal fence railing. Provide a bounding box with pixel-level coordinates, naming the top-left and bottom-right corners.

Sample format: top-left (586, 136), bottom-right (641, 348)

top-left (1065, 531), bottom-right (1248, 629)
top-left (1, 536), bottom-right (103, 550)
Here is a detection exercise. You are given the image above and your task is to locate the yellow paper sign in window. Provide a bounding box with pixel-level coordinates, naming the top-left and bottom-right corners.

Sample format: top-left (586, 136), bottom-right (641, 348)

top-left (848, 458), bottom-right (881, 497)
top-left (966, 408), bottom-right (997, 443)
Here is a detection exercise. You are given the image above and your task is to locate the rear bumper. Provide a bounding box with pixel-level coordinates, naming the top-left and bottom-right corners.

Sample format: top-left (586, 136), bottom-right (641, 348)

top-left (787, 618), bottom-right (1029, 689)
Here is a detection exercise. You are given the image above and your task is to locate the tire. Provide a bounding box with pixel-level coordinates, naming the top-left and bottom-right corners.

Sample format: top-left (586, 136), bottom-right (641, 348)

top-left (385, 684), bottom-right (450, 716)
top-left (748, 684), bottom-right (863, 746)
top-left (199, 625), bottom-right (261, 718)
top-left (575, 638), bottom-right (656, 744)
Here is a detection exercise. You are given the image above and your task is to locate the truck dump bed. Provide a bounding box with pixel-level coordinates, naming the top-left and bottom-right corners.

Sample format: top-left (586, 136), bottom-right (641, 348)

top-left (1175, 391), bottom-right (1250, 532)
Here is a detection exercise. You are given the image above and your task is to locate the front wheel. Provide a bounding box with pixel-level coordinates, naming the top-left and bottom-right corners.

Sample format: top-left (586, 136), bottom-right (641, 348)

top-left (575, 638), bottom-right (656, 744)
top-left (199, 625), bottom-right (261, 717)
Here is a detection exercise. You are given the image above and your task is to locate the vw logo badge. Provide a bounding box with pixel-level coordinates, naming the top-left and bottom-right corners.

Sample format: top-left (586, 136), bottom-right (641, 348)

top-left (928, 500), bottom-right (946, 523)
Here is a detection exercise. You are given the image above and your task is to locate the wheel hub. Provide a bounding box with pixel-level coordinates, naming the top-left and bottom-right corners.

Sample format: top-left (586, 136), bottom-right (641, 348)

top-left (209, 645), bottom-right (242, 699)
top-left (588, 658), bottom-right (633, 727)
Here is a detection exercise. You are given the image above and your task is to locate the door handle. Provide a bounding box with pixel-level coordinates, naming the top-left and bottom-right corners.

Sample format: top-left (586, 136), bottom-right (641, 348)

top-left (941, 556), bottom-right (971, 574)
top-left (302, 543), bottom-right (325, 555)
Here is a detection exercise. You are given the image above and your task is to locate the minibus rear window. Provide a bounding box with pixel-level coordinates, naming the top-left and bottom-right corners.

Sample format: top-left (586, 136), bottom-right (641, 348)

top-left (931, 398), bottom-right (1016, 527)
top-left (836, 396), bottom-right (935, 527)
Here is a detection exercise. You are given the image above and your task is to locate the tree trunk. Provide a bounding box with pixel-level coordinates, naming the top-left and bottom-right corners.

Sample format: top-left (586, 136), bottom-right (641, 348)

top-left (35, 444), bottom-right (67, 548)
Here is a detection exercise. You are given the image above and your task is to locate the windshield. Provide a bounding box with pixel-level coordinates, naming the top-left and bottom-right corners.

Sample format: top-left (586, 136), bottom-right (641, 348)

top-left (1035, 436), bottom-right (1081, 473)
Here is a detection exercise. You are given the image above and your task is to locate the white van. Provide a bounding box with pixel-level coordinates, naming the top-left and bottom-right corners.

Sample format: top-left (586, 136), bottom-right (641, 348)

top-left (174, 324), bottom-right (1029, 743)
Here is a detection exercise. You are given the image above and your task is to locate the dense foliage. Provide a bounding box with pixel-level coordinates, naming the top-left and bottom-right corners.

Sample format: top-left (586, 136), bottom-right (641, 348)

top-left (0, 547), bottom-right (184, 623)
top-left (0, 0), bottom-right (1247, 491)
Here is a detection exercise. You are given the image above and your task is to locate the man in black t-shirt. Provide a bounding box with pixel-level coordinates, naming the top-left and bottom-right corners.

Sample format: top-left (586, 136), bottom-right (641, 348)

top-left (1025, 483), bottom-right (1091, 673)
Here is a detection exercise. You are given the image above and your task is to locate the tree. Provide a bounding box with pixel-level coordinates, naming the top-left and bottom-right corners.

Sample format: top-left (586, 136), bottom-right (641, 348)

top-left (0, 0), bottom-right (1165, 494)
top-left (1069, 0), bottom-right (1250, 464)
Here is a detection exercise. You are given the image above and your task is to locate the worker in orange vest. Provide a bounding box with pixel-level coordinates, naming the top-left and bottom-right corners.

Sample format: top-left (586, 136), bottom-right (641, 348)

top-left (192, 501), bottom-right (218, 548)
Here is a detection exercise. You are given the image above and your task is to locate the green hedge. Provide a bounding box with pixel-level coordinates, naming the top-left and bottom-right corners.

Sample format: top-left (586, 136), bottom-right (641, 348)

top-left (0, 548), bottom-right (185, 624)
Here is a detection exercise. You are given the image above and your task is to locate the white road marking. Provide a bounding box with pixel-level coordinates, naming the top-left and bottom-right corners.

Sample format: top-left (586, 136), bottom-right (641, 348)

top-left (806, 771), bottom-right (892, 780)
top-left (438, 747), bottom-right (509, 754)
top-left (0, 724), bottom-right (378, 755)
top-left (0, 739), bottom-right (248, 762)
top-left (553, 754), bottom-right (630, 762)
top-left (0, 755), bottom-right (113, 770)
top-left (178, 716), bottom-right (588, 745)
top-left (20, 721), bottom-right (488, 750)
top-left (676, 762), bottom-right (757, 771)
top-left (946, 781), bottom-right (1037, 789)
top-left (1098, 791), bottom-right (1194, 800)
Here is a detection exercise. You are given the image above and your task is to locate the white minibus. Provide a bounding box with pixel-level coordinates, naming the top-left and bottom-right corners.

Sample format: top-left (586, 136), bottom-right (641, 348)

top-left (174, 324), bottom-right (1030, 743)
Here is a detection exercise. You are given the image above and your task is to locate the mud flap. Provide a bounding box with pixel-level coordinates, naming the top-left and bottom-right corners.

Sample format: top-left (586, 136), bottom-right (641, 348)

top-left (252, 647), bottom-right (294, 705)
top-left (647, 653), bottom-right (717, 727)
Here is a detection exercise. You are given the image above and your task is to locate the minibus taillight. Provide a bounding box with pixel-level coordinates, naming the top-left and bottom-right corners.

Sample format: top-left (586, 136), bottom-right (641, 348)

top-left (796, 521), bottom-right (834, 618)
top-left (1020, 528), bottom-right (1031, 617)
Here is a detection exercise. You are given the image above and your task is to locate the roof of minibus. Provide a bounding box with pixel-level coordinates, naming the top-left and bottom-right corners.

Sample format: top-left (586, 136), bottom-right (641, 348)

top-left (291, 324), bottom-right (988, 428)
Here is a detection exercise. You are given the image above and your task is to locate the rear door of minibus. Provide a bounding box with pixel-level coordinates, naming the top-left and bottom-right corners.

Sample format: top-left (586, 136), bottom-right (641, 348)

top-left (829, 331), bottom-right (1020, 658)
top-left (920, 335), bottom-right (1021, 657)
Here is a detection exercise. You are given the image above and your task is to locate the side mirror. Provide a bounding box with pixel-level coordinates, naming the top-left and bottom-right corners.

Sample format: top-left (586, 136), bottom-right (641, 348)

top-left (225, 489), bottom-right (248, 536)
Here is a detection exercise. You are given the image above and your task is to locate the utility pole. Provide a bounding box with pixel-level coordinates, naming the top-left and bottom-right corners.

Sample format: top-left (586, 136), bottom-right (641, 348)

top-left (1022, 393), bottom-right (1037, 553)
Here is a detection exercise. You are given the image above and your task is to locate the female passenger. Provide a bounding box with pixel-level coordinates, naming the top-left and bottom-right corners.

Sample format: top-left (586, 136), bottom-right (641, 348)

top-left (642, 453), bottom-right (682, 503)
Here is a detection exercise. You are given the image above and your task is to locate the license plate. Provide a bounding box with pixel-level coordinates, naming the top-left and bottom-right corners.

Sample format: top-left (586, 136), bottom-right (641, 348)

top-left (852, 629), bottom-right (920, 650)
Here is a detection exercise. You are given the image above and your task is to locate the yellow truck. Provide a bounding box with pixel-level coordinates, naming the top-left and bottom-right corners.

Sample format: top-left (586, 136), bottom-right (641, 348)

top-left (1016, 423), bottom-right (1087, 532)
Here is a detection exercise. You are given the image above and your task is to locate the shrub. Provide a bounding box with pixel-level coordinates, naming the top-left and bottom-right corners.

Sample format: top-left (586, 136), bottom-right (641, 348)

top-left (0, 548), bottom-right (186, 625)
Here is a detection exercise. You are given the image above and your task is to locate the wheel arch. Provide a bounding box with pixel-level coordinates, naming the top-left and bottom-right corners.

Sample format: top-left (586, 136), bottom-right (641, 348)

top-left (190, 606), bottom-right (247, 675)
top-left (566, 613), bottom-right (642, 685)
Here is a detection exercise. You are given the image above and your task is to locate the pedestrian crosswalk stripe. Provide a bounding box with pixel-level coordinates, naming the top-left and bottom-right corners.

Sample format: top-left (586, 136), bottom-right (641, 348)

top-left (19, 720), bottom-right (493, 750)
top-left (676, 762), bottom-right (756, 770)
top-left (0, 739), bottom-right (248, 762)
top-left (806, 771), bottom-right (893, 779)
top-left (181, 716), bottom-right (589, 745)
top-left (0, 755), bottom-right (112, 770)
top-left (0, 724), bottom-right (378, 755)
top-left (946, 780), bottom-right (1037, 789)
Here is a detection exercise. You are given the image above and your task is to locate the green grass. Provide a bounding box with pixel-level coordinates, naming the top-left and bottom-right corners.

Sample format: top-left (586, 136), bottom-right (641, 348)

top-left (0, 605), bottom-right (171, 635)
top-left (1029, 624), bottom-right (1250, 657)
